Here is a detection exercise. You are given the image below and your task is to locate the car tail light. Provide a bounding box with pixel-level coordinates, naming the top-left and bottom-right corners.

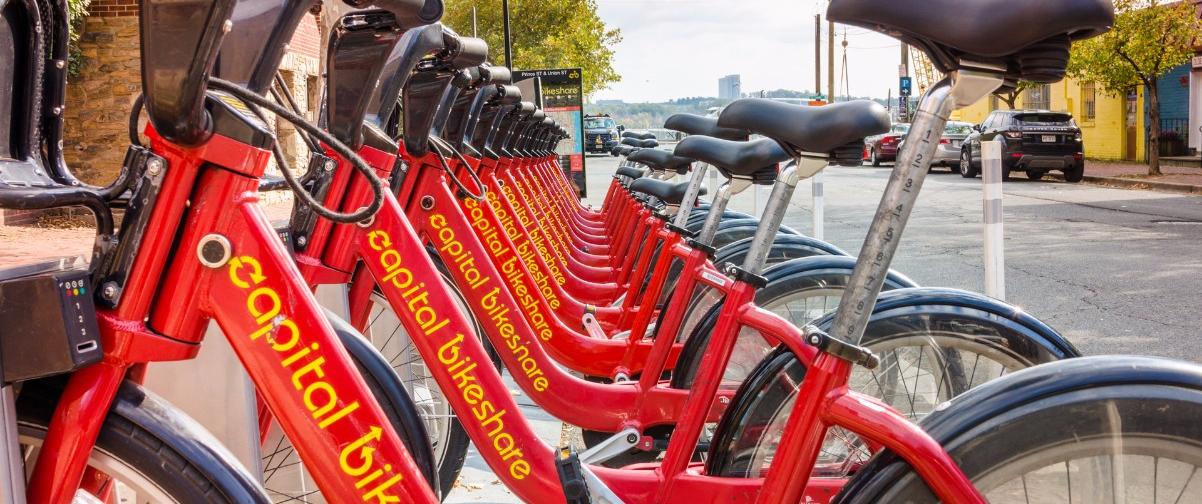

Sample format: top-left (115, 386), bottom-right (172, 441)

top-left (1003, 131), bottom-right (1023, 140)
top-left (1074, 152), bottom-right (1083, 160)
top-left (939, 138), bottom-right (950, 145)
top-left (882, 135), bottom-right (898, 145)
top-left (1010, 153), bottom-right (1023, 158)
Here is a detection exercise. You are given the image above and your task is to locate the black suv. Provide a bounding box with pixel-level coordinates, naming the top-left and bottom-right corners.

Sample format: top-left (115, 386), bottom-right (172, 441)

top-left (584, 115), bottom-right (623, 153)
top-left (960, 110), bottom-right (1084, 182)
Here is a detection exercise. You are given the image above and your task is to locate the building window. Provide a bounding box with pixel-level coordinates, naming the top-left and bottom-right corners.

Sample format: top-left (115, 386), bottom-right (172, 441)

top-left (1025, 83), bottom-right (1051, 110)
top-left (1081, 82), bottom-right (1096, 121)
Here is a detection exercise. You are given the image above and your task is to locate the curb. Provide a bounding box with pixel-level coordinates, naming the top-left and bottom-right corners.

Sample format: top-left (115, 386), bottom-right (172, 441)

top-left (1047, 173), bottom-right (1202, 195)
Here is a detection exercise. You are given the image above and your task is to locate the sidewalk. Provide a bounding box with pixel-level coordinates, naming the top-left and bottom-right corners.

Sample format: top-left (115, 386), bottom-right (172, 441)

top-left (1069, 160), bottom-right (1202, 195)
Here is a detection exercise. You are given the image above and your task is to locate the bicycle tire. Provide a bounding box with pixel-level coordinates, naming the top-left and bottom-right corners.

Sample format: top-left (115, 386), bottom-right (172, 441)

top-left (258, 313), bottom-right (441, 502)
top-left (17, 379), bottom-right (270, 503)
top-left (836, 357), bottom-right (1202, 503)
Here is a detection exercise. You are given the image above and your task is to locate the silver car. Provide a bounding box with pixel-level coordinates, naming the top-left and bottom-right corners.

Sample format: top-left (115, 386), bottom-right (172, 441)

top-left (898, 121), bottom-right (974, 172)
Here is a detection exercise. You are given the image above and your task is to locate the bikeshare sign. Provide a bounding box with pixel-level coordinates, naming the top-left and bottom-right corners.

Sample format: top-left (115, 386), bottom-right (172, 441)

top-left (513, 68), bottom-right (587, 198)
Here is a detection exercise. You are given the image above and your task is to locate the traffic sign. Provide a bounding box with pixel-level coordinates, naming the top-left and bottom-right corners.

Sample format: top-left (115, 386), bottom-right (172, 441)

top-left (900, 76), bottom-right (912, 96)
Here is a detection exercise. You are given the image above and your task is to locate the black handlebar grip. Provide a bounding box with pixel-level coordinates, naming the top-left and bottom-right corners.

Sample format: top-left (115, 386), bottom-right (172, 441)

top-left (449, 36), bottom-right (490, 69)
top-left (485, 66), bottom-right (512, 85)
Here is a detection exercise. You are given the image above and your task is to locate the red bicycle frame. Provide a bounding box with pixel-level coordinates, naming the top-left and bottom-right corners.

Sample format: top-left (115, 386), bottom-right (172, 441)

top-left (25, 123), bottom-right (438, 504)
top-left (295, 131), bottom-right (986, 502)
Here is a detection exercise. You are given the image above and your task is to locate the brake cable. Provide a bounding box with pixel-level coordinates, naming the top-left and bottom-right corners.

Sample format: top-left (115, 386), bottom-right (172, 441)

top-left (208, 77), bottom-right (384, 224)
top-left (429, 136), bottom-right (487, 201)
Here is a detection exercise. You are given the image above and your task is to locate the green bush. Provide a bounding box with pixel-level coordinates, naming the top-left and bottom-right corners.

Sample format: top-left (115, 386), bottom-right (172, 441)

top-left (67, 0), bottom-right (90, 76)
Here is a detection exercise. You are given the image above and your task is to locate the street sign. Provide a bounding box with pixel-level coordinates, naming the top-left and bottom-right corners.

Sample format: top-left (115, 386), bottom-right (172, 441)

top-left (1193, 55), bottom-right (1202, 69)
top-left (513, 68), bottom-right (587, 198)
top-left (899, 76), bottom-right (912, 96)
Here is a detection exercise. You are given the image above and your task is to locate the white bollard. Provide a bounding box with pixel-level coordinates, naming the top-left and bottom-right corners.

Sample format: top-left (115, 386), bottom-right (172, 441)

top-left (812, 170), bottom-right (825, 240)
top-left (981, 140), bottom-right (1006, 300)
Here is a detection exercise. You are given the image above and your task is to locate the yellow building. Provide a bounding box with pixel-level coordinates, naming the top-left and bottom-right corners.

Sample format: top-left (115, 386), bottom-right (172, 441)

top-left (955, 79), bottom-right (1147, 162)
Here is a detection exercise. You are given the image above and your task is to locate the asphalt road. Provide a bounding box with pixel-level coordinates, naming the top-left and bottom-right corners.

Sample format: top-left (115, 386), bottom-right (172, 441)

top-left (583, 153), bottom-right (1202, 360)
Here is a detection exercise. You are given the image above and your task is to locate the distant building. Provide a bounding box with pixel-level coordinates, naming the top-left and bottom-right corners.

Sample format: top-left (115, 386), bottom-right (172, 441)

top-left (719, 75), bottom-right (742, 100)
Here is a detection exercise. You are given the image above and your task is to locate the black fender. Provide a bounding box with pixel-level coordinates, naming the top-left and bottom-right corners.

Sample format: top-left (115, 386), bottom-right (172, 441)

top-left (760, 255), bottom-right (915, 287)
top-left (812, 286), bottom-right (1079, 360)
top-left (708, 218), bottom-right (801, 249)
top-left (835, 355), bottom-right (1202, 501)
top-left (713, 234), bottom-right (848, 267)
top-left (683, 210), bottom-right (755, 234)
top-left (325, 311), bottom-right (440, 496)
top-left (92, 381), bottom-right (269, 502)
top-left (669, 256), bottom-right (918, 389)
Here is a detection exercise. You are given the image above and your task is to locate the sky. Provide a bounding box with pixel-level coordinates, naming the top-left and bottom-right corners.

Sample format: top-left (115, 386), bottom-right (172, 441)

top-left (592, 0), bottom-right (906, 103)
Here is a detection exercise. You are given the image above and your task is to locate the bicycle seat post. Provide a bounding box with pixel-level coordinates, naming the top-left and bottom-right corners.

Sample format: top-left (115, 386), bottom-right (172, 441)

top-left (829, 65), bottom-right (1005, 345)
top-left (740, 156), bottom-right (827, 275)
top-left (671, 162), bottom-right (707, 228)
top-left (695, 176), bottom-right (752, 246)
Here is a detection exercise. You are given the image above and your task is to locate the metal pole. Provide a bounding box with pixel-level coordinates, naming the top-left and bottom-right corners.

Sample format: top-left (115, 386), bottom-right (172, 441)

top-left (812, 170), bottom-right (825, 240)
top-left (502, 0), bottom-right (514, 69)
top-left (472, 6), bottom-right (478, 37)
top-left (814, 15), bottom-right (821, 97)
top-left (827, 19), bottom-right (835, 102)
top-left (981, 140), bottom-right (1006, 300)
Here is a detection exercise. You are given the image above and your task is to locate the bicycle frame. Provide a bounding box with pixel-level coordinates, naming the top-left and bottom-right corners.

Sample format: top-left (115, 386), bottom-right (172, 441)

top-left (291, 124), bottom-right (985, 501)
top-left (25, 118), bottom-right (438, 504)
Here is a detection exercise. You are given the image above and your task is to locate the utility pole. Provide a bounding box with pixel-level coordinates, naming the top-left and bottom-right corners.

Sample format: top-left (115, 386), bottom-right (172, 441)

top-left (899, 43), bottom-right (910, 121)
top-left (502, 0), bottom-right (514, 69)
top-left (814, 14), bottom-right (821, 98)
top-left (827, 18), bottom-right (834, 102)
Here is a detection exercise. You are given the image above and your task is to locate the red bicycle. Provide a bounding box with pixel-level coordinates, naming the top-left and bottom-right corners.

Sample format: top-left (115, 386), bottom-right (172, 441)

top-left (8, 1), bottom-right (1202, 504)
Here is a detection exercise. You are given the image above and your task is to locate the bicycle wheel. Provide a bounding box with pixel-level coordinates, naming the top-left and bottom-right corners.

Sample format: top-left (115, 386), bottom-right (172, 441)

top-left (260, 314), bottom-right (440, 502)
top-left (838, 359), bottom-right (1202, 503)
top-left (706, 293), bottom-right (1077, 479)
top-left (359, 290), bottom-right (468, 499)
top-left (17, 379), bottom-right (270, 503)
top-left (670, 257), bottom-right (918, 390)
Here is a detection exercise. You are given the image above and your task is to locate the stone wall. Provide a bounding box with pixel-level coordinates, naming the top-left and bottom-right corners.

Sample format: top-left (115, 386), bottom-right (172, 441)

top-left (64, 13), bottom-right (140, 186)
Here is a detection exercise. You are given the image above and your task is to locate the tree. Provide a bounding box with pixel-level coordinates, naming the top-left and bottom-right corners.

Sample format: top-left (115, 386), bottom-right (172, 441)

top-left (441, 0), bottom-right (621, 97)
top-left (1067, 0), bottom-right (1201, 175)
top-left (67, 0), bottom-right (91, 76)
top-left (994, 81), bottom-right (1036, 110)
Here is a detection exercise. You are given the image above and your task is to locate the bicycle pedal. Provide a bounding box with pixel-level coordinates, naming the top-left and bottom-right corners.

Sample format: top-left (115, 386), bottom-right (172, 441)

top-left (556, 446), bottom-right (591, 504)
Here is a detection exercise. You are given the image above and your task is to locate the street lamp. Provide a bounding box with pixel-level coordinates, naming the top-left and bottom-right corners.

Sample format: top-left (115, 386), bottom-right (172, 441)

top-left (502, 0), bottom-right (514, 69)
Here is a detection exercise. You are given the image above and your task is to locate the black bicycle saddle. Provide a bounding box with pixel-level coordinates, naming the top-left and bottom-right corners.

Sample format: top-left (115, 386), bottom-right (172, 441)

top-left (614, 145), bottom-right (637, 157)
top-left (828, 0), bottom-right (1113, 81)
top-left (628, 148), bottom-right (694, 174)
top-left (621, 138), bottom-right (659, 149)
top-left (718, 99), bottom-right (889, 156)
top-left (629, 179), bottom-right (701, 206)
top-left (621, 131), bottom-right (657, 141)
top-left (616, 166), bottom-right (646, 180)
top-left (674, 136), bottom-right (788, 183)
top-left (664, 114), bottom-right (749, 141)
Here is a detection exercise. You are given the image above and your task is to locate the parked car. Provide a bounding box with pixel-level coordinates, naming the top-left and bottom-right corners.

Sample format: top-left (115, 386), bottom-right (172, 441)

top-left (865, 123), bottom-right (910, 166)
top-left (897, 121), bottom-right (975, 172)
top-left (584, 114), bottom-right (623, 154)
top-left (960, 110), bottom-right (1084, 182)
